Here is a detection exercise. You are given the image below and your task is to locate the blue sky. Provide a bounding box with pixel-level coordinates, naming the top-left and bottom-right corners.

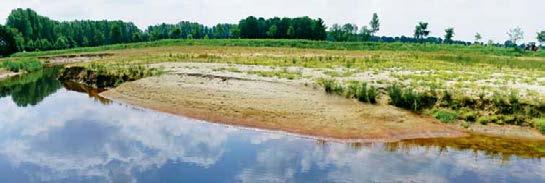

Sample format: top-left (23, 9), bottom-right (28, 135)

top-left (1, 0), bottom-right (543, 43)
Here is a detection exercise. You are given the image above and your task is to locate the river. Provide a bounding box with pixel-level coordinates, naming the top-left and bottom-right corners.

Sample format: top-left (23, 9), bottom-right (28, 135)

top-left (0, 68), bottom-right (544, 182)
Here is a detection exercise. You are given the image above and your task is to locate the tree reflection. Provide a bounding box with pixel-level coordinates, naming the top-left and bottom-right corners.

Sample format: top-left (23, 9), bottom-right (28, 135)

top-left (0, 67), bottom-right (62, 107)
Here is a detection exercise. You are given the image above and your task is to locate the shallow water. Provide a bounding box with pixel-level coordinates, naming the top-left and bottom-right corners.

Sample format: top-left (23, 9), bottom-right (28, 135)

top-left (0, 68), bottom-right (544, 183)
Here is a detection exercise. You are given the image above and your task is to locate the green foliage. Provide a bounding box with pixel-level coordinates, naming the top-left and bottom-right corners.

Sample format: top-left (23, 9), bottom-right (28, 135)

top-left (239, 16), bottom-right (326, 40)
top-left (432, 109), bottom-right (458, 123)
top-left (320, 78), bottom-right (343, 95)
top-left (355, 82), bottom-right (378, 104)
top-left (537, 31), bottom-right (545, 45)
top-left (388, 85), bottom-right (437, 111)
top-left (534, 118), bottom-right (545, 134)
top-left (1, 57), bottom-right (43, 73)
top-left (0, 67), bottom-right (62, 107)
top-left (414, 22), bottom-right (430, 40)
top-left (6, 8), bottom-right (142, 51)
top-left (0, 25), bottom-right (18, 57)
top-left (444, 28), bottom-right (455, 43)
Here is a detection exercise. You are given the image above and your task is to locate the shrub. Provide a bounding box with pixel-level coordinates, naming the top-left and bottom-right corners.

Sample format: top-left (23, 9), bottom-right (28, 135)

top-left (388, 85), bottom-right (437, 112)
top-left (459, 110), bottom-right (477, 122)
top-left (432, 109), bottom-right (458, 123)
top-left (533, 118), bottom-right (545, 134)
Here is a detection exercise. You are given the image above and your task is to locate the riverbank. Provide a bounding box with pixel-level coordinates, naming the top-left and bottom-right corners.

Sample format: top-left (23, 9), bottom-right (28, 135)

top-left (0, 69), bottom-right (19, 81)
top-left (97, 62), bottom-right (545, 141)
top-left (100, 72), bottom-right (465, 141)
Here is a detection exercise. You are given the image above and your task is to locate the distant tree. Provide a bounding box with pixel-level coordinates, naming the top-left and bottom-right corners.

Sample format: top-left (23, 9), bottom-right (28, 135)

top-left (360, 26), bottom-right (372, 41)
top-left (266, 25), bottom-right (278, 38)
top-left (170, 28), bottom-right (182, 39)
top-left (507, 27), bottom-right (524, 46)
top-left (414, 22), bottom-right (430, 41)
top-left (474, 33), bottom-right (482, 43)
top-left (0, 25), bottom-right (18, 56)
top-left (369, 13), bottom-right (380, 35)
top-left (487, 39), bottom-right (495, 46)
top-left (54, 36), bottom-right (68, 49)
top-left (287, 26), bottom-right (295, 38)
top-left (537, 31), bottom-right (545, 46)
top-left (444, 28), bottom-right (454, 44)
top-left (110, 25), bottom-right (122, 44)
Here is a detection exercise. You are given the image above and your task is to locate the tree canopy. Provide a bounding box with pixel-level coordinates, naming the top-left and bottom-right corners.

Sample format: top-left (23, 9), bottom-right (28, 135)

top-left (238, 16), bottom-right (327, 40)
top-left (0, 25), bottom-right (18, 56)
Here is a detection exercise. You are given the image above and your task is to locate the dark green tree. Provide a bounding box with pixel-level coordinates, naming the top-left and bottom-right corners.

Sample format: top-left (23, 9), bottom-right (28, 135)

top-left (414, 22), bottom-right (430, 41)
top-left (369, 13), bottom-right (380, 35)
top-left (444, 28), bottom-right (454, 44)
top-left (0, 25), bottom-right (18, 56)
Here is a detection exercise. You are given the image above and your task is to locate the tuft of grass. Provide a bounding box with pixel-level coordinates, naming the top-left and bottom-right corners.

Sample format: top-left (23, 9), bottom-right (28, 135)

top-left (533, 118), bottom-right (545, 134)
top-left (388, 85), bottom-right (437, 112)
top-left (432, 109), bottom-right (459, 123)
top-left (355, 82), bottom-right (378, 104)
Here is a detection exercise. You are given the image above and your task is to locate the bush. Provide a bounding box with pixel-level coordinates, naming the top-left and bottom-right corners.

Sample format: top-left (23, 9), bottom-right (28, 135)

top-left (432, 109), bottom-right (458, 123)
top-left (1, 58), bottom-right (43, 73)
top-left (388, 85), bottom-right (437, 111)
top-left (533, 118), bottom-right (545, 134)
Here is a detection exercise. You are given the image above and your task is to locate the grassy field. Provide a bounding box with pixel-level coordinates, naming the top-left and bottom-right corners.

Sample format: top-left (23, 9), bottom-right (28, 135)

top-left (4, 39), bottom-right (545, 134)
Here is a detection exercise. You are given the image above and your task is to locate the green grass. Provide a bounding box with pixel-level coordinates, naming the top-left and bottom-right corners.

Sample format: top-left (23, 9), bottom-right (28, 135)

top-left (534, 118), bottom-right (545, 134)
top-left (1, 57), bottom-right (43, 73)
top-left (388, 85), bottom-right (438, 112)
top-left (432, 109), bottom-right (459, 123)
top-left (11, 39), bottom-right (545, 58)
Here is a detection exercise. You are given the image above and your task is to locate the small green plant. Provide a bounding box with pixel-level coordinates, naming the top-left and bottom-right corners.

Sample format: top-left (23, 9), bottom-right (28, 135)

top-left (320, 78), bottom-right (343, 95)
top-left (533, 118), bottom-right (545, 134)
top-left (432, 109), bottom-right (458, 123)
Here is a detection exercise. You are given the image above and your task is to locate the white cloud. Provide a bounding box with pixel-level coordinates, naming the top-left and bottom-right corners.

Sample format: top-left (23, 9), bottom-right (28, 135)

top-left (1, 0), bottom-right (544, 42)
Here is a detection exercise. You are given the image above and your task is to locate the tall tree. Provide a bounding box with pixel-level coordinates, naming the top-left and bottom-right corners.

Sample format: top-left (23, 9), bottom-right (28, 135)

top-left (444, 28), bottom-right (454, 44)
top-left (369, 13), bottom-right (380, 35)
top-left (537, 31), bottom-right (545, 46)
top-left (0, 25), bottom-right (18, 56)
top-left (414, 22), bottom-right (430, 41)
top-left (474, 33), bottom-right (482, 43)
top-left (507, 27), bottom-right (524, 46)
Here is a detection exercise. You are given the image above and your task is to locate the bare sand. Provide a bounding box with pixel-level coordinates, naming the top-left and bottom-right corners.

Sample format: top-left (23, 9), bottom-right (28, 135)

top-left (0, 69), bottom-right (19, 81)
top-left (101, 71), bottom-right (466, 142)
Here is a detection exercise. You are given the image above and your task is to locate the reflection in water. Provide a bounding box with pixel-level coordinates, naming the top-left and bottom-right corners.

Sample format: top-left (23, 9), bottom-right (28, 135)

top-left (0, 67), bottom-right (62, 107)
top-left (0, 73), bottom-right (544, 182)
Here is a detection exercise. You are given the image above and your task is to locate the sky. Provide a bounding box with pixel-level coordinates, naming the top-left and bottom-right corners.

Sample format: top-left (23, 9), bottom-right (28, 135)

top-left (1, 0), bottom-right (543, 43)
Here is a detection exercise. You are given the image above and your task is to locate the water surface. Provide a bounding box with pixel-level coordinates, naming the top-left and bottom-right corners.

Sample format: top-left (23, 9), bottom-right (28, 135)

top-left (0, 69), bottom-right (544, 182)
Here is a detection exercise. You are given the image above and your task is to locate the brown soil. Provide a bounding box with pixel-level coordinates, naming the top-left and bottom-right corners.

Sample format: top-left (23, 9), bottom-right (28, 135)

top-left (100, 73), bottom-right (466, 141)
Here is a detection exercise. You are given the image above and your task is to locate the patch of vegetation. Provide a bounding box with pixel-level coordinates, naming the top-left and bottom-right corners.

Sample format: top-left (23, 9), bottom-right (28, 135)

top-left (534, 118), bottom-right (545, 134)
top-left (432, 109), bottom-right (458, 123)
top-left (388, 85), bottom-right (437, 112)
top-left (1, 57), bottom-right (43, 73)
top-left (319, 79), bottom-right (378, 104)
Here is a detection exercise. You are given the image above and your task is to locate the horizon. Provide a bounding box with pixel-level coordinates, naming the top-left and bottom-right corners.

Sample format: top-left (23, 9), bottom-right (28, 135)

top-left (1, 0), bottom-right (544, 43)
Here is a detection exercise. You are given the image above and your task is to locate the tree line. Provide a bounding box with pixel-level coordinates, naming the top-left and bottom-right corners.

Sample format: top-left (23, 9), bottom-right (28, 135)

top-left (1, 8), bottom-right (545, 57)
